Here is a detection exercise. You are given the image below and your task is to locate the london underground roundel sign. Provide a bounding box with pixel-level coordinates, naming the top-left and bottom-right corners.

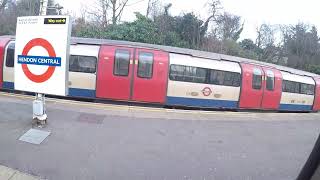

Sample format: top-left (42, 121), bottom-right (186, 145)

top-left (14, 16), bottom-right (71, 96)
top-left (202, 87), bottom-right (212, 96)
top-left (20, 38), bottom-right (58, 83)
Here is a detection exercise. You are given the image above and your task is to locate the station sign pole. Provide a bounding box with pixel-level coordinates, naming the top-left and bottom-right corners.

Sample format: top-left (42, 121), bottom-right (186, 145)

top-left (14, 1), bottom-right (71, 127)
top-left (34, 0), bottom-right (49, 126)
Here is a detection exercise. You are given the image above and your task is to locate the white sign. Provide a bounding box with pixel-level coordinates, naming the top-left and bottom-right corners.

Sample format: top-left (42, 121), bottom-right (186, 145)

top-left (14, 16), bottom-right (71, 96)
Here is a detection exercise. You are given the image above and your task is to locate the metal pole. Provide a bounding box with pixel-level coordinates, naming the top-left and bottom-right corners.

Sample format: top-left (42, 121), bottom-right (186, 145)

top-left (39, 0), bottom-right (48, 16)
top-left (33, 0), bottom-right (49, 127)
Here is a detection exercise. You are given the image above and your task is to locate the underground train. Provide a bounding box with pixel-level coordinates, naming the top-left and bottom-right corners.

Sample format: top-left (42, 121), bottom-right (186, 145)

top-left (1, 36), bottom-right (320, 112)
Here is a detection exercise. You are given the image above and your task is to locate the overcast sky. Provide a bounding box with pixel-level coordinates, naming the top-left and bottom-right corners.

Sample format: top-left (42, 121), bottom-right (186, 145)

top-left (56, 0), bottom-right (320, 40)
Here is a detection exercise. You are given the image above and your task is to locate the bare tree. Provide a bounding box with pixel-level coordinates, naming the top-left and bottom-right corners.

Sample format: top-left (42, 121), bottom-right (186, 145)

top-left (215, 12), bottom-right (243, 41)
top-left (204, 0), bottom-right (222, 38)
top-left (91, 0), bottom-right (130, 27)
top-left (207, 0), bottom-right (222, 22)
top-left (146, 0), bottom-right (160, 18)
top-left (0, 0), bottom-right (8, 12)
top-left (110, 0), bottom-right (129, 24)
top-left (256, 24), bottom-right (275, 48)
top-left (101, 0), bottom-right (108, 27)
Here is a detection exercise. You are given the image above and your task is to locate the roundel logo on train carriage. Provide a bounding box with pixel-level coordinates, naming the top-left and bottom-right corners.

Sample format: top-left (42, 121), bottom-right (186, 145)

top-left (202, 87), bottom-right (212, 96)
top-left (17, 38), bottom-right (61, 83)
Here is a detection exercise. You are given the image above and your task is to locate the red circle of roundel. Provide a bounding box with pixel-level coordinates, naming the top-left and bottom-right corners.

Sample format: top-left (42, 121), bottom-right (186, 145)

top-left (21, 38), bottom-right (56, 83)
top-left (202, 87), bottom-right (212, 96)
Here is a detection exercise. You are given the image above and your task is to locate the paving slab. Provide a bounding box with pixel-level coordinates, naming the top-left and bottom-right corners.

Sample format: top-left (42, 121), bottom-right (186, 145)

top-left (0, 165), bottom-right (40, 180)
top-left (9, 172), bottom-right (39, 180)
top-left (0, 165), bottom-right (16, 180)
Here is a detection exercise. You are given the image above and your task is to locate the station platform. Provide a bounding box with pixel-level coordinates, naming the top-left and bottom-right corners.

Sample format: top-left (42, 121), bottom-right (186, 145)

top-left (0, 92), bottom-right (319, 180)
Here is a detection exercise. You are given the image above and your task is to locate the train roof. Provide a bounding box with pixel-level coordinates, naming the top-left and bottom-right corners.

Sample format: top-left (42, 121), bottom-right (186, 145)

top-left (2, 35), bottom-right (319, 78)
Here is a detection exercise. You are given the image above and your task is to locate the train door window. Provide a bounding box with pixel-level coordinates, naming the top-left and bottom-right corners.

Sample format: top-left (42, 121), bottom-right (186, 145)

top-left (5, 43), bottom-right (15, 67)
top-left (137, 52), bottom-right (153, 79)
top-left (69, 55), bottom-right (97, 73)
top-left (114, 49), bottom-right (130, 76)
top-left (252, 68), bottom-right (262, 90)
top-left (266, 70), bottom-right (275, 91)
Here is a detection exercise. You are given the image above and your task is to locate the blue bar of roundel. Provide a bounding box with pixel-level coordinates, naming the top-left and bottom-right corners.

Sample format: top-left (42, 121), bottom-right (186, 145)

top-left (17, 55), bottom-right (61, 67)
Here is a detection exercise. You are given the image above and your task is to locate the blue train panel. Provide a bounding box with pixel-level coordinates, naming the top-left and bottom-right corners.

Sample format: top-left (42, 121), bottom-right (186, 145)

top-left (3, 81), bottom-right (14, 89)
top-left (279, 104), bottom-right (313, 111)
top-left (166, 96), bottom-right (238, 109)
top-left (68, 88), bottom-right (96, 98)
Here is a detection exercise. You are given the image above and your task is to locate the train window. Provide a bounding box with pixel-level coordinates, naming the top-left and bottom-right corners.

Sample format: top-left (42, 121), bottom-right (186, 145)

top-left (114, 49), bottom-right (130, 76)
top-left (282, 80), bottom-right (300, 94)
top-left (208, 70), bottom-right (241, 87)
top-left (224, 72), bottom-right (235, 86)
top-left (170, 65), bottom-right (185, 81)
top-left (266, 70), bottom-right (275, 91)
top-left (5, 43), bottom-right (15, 67)
top-left (233, 73), bottom-right (241, 87)
top-left (138, 52), bottom-right (153, 78)
top-left (69, 55), bottom-right (97, 73)
top-left (252, 68), bottom-right (262, 90)
top-left (301, 83), bottom-right (315, 95)
top-left (184, 66), bottom-right (206, 83)
top-left (294, 82), bottom-right (300, 93)
top-left (169, 65), bottom-right (207, 83)
top-left (210, 70), bottom-right (224, 85)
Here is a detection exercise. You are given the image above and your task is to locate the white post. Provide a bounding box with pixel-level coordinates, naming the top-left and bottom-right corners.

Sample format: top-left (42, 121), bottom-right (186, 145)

top-left (39, 0), bottom-right (48, 16)
top-left (33, 93), bottom-right (47, 125)
top-left (33, 0), bottom-right (49, 126)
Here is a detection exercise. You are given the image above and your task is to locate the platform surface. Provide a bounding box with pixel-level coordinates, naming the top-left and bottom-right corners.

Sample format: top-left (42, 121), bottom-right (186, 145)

top-left (0, 92), bottom-right (319, 180)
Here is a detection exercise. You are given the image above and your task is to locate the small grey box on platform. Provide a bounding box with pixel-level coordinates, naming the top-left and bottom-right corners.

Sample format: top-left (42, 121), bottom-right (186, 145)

top-left (19, 129), bottom-right (51, 145)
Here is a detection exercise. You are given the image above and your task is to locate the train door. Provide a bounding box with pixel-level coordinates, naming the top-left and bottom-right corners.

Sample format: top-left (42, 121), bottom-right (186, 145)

top-left (260, 67), bottom-right (282, 110)
top-left (3, 42), bottom-right (15, 89)
top-left (96, 45), bottom-right (134, 101)
top-left (96, 45), bottom-right (168, 104)
top-left (0, 37), bottom-right (11, 89)
top-left (312, 77), bottom-right (320, 111)
top-left (239, 63), bottom-right (264, 109)
top-left (132, 48), bottom-right (168, 103)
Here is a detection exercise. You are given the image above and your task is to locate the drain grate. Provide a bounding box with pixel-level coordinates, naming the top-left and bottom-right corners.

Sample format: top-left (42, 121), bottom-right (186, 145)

top-left (19, 129), bottom-right (51, 145)
top-left (77, 113), bottom-right (105, 124)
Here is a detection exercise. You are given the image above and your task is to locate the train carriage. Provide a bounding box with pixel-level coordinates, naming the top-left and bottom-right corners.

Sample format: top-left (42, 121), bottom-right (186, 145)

top-left (279, 71), bottom-right (315, 111)
top-left (0, 35), bottom-right (319, 112)
top-left (166, 53), bottom-right (241, 109)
